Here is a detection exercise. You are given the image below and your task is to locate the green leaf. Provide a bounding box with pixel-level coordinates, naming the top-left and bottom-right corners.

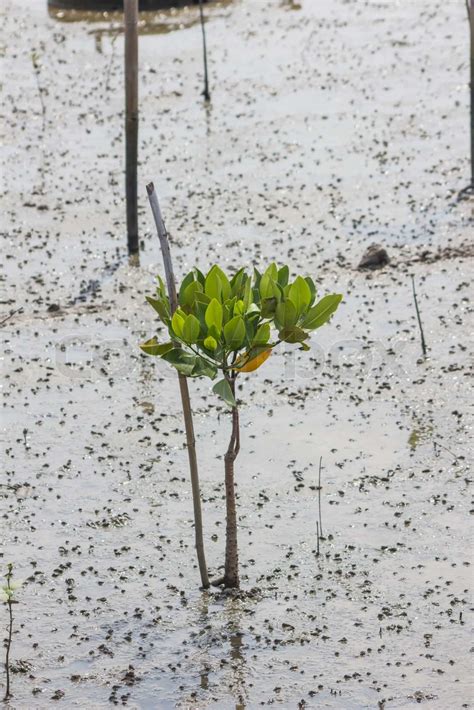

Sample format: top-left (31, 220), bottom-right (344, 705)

top-left (277, 265), bottom-right (290, 287)
top-left (259, 274), bottom-right (280, 301)
top-left (233, 299), bottom-right (245, 316)
top-left (244, 316), bottom-right (257, 346)
top-left (205, 268), bottom-right (222, 301)
top-left (204, 335), bottom-right (218, 351)
top-left (180, 280), bottom-right (203, 307)
top-left (230, 267), bottom-right (244, 286)
top-left (301, 294), bottom-right (343, 330)
top-left (213, 266), bottom-right (231, 300)
top-left (205, 298), bottom-right (223, 335)
top-left (156, 275), bottom-right (167, 298)
top-left (205, 265), bottom-right (231, 302)
top-left (246, 303), bottom-right (260, 315)
top-left (139, 338), bottom-right (173, 357)
top-left (182, 314), bottom-right (201, 344)
top-left (171, 310), bottom-right (186, 339)
top-left (195, 291), bottom-right (212, 307)
top-left (191, 357), bottom-right (218, 379)
top-left (275, 300), bottom-right (298, 329)
top-left (178, 271), bottom-right (196, 304)
top-left (146, 296), bottom-right (170, 324)
top-left (253, 267), bottom-right (262, 289)
top-left (194, 300), bottom-right (208, 330)
top-left (230, 267), bottom-right (246, 298)
top-left (212, 378), bottom-right (236, 408)
top-left (243, 277), bottom-right (253, 310)
top-left (194, 268), bottom-right (206, 287)
top-left (288, 276), bottom-right (312, 316)
top-left (224, 316), bottom-right (246, 351)
top-left (162, 349), bottom-right (197, 376)
top-left (260, 297), bottom-right (278, 319)
top-left (305, 276), bottom-right (317, 306)
top-left (252, 322), bottom-right (271, 346)
top-left (278, 326), bottom-right (309, 344)
top-left (207, 324), bottom-right (221, 341)
top-left (223, 303), bottom-right (232, 325)
top-left (263, 263), bottom-right (278, 281)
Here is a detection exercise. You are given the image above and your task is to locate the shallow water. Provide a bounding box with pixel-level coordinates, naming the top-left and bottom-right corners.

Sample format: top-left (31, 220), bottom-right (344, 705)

top-left (1, 0), bottom-right (473, 707)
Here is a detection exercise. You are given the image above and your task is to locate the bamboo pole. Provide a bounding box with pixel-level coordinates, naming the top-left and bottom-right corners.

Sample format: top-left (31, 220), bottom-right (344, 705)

top-left (459, 0), bottom-right (474, 198)
top-left (125, 0), bottom-right (139, 256)
top-left (146, 182), bottom-right (210, 589)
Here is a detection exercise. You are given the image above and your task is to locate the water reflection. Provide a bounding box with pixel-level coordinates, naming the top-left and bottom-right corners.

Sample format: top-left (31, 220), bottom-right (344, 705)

top-left (280, 0), bottom-right (302, 8)
top-left (48, 0), bottom-right (233, 52)
top-left (47, 0), bottom-right (231, 33)
top-left (185, 591), bottom-right (248, 709)
top-left (48, 0), bottom-right (201, 21)
top-left (407, 414), bottom-right (434, 451)
top-left (226, 606), bottom-right (247, 709)
top-left (49, 6), bottom-right (203, 36)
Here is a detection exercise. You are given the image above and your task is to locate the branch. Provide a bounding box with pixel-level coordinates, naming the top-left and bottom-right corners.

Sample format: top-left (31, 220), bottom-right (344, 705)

top-left (0, 307), bottom-right (23, 327)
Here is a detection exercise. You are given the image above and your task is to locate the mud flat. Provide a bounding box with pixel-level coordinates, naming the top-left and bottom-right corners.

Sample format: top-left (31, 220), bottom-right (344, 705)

top-left (1, 0), bottom-right (472, 707)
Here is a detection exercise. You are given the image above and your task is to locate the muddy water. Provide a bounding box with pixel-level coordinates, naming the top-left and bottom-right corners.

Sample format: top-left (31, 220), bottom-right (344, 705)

top-left (1, 0), bottom-right (473, 708)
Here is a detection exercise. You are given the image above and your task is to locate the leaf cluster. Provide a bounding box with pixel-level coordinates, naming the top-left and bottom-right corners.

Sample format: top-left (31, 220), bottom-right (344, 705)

top-left (140, 264), bottom-right (342, 406)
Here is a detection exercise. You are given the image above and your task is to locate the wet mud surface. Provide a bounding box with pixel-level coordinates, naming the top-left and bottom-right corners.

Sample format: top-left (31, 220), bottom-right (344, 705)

top-left (1, 0), bottom-right (473, 707)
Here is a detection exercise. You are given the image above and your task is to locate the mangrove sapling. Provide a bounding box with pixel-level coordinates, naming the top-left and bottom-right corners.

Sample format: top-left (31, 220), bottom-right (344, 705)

top-left (2, 564), bottom-right (22, 701)
top-left (140, 263), bottom-right (343, 588)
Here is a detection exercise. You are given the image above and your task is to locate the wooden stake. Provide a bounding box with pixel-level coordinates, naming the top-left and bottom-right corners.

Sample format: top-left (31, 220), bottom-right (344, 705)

top-left (146, 182), bottom-right (210, 589)
top-left (199, 0), bottom-right (211, 102)
top-left (459, 0), bottom-right (474, 198)
top-left (125, 0), bottom-right (139, 257)
top-left (411, 275), bottom-right (427, 358)
top-left (468, 0), bottom-right (473, 188)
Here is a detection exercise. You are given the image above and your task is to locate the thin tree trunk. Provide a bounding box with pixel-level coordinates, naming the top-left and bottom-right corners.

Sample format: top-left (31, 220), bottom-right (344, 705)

top-left (125, 0), bottom-right (139, 256)
top-left (3, 565), bottom-right (13, 702)
top-left (224, 375), bottom-right (240, 588)
top-left (4, 601), bottom-right (12, 700)
top-left (146, 182), bottom-right (210, 589)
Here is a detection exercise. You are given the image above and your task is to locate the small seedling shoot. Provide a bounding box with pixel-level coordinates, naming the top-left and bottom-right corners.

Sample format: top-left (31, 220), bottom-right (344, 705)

top-left (141, 263), bottom-right (342, 588)
top-left (2, 563), bottom-right (22, 701)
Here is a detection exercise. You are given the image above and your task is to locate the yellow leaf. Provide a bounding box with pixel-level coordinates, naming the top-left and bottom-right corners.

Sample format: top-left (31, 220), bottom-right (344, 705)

top-left (235, 348), bottom-right (272, 373)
